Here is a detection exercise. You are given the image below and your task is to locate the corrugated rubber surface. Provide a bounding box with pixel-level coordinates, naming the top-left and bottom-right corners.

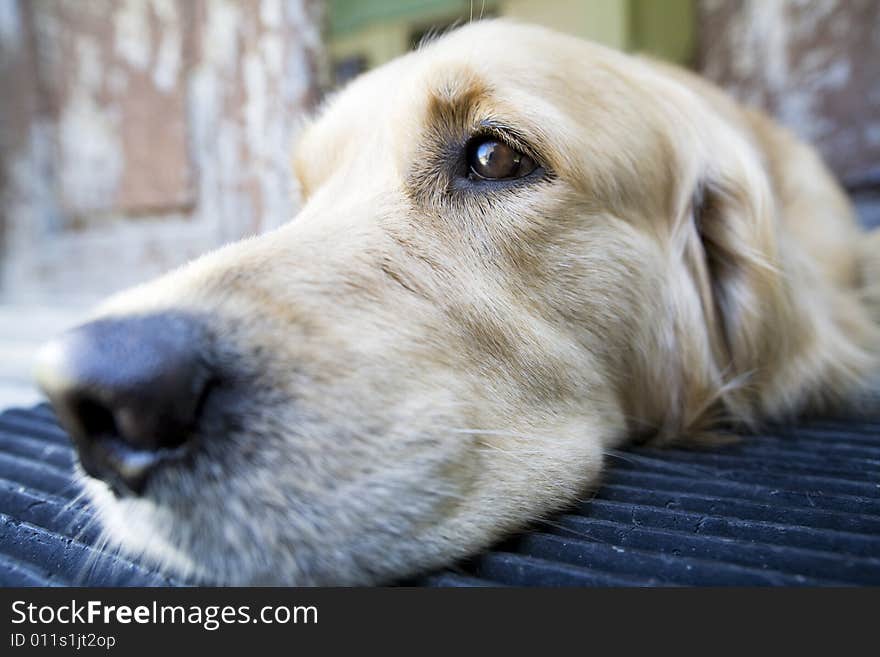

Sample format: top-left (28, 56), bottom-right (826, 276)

top-left (1, 403), bottom-right (878, 586)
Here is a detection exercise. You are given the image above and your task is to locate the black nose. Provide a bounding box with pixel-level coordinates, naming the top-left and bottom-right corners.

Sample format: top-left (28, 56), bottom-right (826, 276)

top-left (35, 313), bottom-right (213, 496)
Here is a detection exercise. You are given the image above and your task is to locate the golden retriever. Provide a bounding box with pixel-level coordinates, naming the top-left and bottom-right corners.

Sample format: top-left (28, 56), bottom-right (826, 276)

top-left (36, 20), bottom-right (880, 585)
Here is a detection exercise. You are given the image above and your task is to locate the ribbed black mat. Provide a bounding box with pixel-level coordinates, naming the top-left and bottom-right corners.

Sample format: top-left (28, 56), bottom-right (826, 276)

top-left (1, 404), bottom-right (878, 586)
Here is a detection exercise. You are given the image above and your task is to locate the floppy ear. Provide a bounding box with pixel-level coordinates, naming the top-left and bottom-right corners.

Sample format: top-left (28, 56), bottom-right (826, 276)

top-left (658, 152), bottom-right (784, 439)
top-left (689, 168), bottom-right (784, 381)
top-left (676, 146), bottom-right (879, 435)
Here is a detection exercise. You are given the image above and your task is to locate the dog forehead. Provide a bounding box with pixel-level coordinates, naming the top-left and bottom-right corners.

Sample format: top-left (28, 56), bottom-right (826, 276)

top-left (303, 20), bottom-right (585, 135)
top-left (293, 20), bottom-right (631, 196)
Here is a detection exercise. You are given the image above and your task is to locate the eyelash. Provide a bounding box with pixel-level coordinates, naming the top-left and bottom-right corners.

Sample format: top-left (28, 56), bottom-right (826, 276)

top-left (467, 125), bottom-right (536, 162)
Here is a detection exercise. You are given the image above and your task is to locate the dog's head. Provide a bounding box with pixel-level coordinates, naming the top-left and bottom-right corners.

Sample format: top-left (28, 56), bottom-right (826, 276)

top-left (34, 21), bottom-right (876, 584)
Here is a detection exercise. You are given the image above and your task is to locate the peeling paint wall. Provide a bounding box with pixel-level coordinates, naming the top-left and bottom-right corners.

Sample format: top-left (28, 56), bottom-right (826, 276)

top-left (0, 0), bottom-right (323, 304)
top-left (698, 0), bottom-right (880, 188)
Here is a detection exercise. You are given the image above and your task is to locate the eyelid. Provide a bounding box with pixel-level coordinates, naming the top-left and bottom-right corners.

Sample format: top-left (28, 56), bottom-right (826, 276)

top-left (471, 121), bottom-right (541, 163)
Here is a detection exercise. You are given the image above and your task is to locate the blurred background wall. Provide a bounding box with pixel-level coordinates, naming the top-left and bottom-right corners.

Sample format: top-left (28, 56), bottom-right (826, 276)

top-left (327, 0), bottom-right (696, 83)
top-left (698, 0), bottom-right (880, 227)
top-left (0, 0), bottom-right (878, 408)
top-left (0, 0), bottom-right (324, 406)
top-left (1, 0), bottom-right (323, 306)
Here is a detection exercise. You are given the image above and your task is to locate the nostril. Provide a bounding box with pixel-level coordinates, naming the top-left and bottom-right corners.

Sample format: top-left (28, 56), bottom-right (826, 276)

top-left (73, 397), bottom-right (118, 439)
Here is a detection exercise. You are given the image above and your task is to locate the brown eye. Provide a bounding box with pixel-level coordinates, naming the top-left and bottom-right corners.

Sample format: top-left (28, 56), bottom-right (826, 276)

top-left (467, 138), bottom-right (537, 180)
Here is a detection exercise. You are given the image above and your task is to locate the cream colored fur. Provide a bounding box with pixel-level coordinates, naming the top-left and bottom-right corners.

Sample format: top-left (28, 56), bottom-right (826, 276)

top-left (74, 21), bottom-right (879, 585)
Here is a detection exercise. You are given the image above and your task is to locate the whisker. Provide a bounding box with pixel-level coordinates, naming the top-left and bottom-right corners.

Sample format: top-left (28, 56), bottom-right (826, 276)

top-left (53, 488), bottom-right (88, 525)
top-left (531, 515), bottom-right (610, 546)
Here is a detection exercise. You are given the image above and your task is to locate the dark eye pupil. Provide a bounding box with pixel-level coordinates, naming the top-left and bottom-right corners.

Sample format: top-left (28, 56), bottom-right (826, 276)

top-left (470, 139), bottom-right (522, 179)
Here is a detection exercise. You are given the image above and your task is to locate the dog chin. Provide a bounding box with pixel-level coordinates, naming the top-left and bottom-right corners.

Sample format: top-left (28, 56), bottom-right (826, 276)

top-left (79, 468), bottom-right (415, 587)
top-left (79, 474), bottom-right (223, 584)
